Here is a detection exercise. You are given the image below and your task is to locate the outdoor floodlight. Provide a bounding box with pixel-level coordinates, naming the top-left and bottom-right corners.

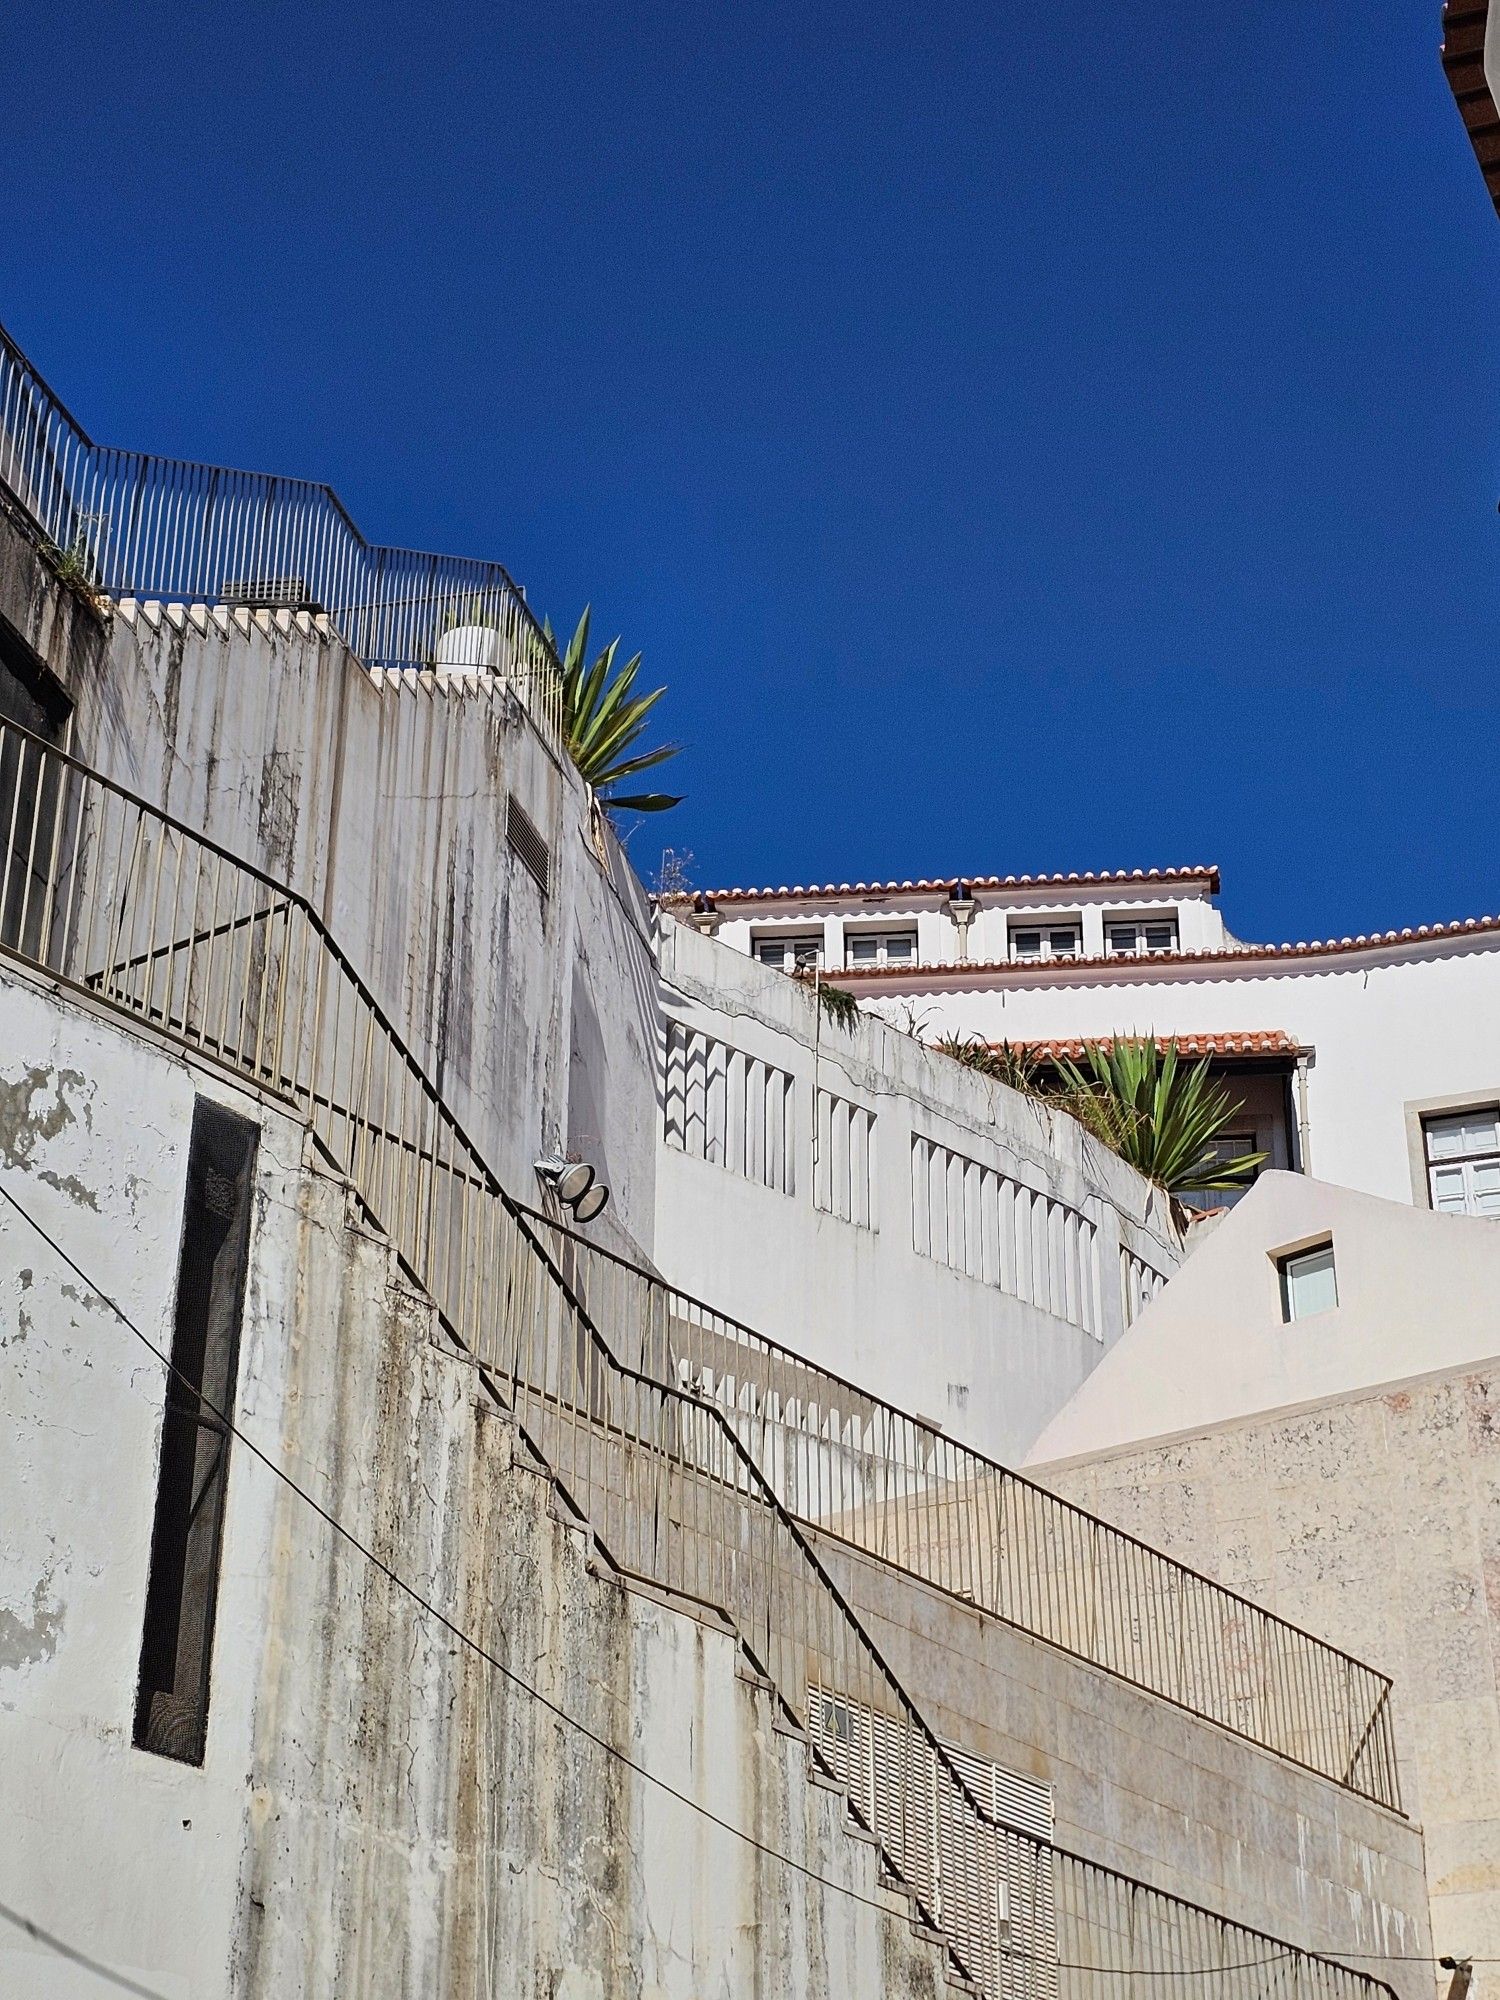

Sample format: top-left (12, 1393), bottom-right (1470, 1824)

top-left (535, 1154), bottom-right (611, 1224)
top-left (570, 1181), bottom-right (610, 1224)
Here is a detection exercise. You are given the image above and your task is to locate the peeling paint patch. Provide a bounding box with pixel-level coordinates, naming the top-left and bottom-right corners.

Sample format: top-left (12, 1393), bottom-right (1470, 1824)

top-left (0, 1569), bottom-right (64, 1670)
top-left (35, 1167), bottom-right (100, 1210)
top-left (0, 1066), bottom-right (99, 1206)
top-left (5, 1267), bottom-right (34, 1345)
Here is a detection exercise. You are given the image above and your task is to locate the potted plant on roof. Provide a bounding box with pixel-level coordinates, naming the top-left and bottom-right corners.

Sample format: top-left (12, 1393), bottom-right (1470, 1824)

top-left (433, 594), bottom-right (505, 675)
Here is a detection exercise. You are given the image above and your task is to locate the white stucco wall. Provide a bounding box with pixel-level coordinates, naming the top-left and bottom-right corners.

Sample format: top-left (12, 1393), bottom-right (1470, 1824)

top-left (846, 936), bottom-right (1500, 1209)
top-left (656, 918), bottom-right (1182, 1464)
top-left (1025, 1171), bottom-right (1500, 1462)
top-left (713, 875), bottom-right (1226, 969)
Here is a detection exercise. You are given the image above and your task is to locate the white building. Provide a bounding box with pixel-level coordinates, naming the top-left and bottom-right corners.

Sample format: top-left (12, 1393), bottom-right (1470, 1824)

top-left (693, 869), bottom-right (1500, 1212)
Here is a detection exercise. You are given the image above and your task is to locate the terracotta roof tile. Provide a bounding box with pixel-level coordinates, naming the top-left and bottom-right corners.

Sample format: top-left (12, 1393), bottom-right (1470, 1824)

top-left (701, 865), bottom-right (1220, 903)
top-left (1006, 1031), bottom-right (1302, 1061)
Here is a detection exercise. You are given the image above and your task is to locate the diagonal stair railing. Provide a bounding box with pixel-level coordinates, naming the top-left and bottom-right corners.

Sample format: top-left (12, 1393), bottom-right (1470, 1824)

top-left (0, 715), bottom-right (1397, 2000)
top-left (520, 1209), bottom-right (1402, 1814)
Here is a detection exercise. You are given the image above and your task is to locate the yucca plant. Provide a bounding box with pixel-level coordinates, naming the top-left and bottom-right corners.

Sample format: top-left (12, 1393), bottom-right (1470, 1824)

top-left (1052, 1038), bottom-right (1266, 1196)
top-left (543, 607), bottom-right (682, 812)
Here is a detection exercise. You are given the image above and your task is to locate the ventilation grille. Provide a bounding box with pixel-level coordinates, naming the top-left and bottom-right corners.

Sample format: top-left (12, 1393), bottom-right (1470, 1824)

top-left (506, 796), bottom-right (551, 896)
top-left (217, 575), bottom-right (321, 611)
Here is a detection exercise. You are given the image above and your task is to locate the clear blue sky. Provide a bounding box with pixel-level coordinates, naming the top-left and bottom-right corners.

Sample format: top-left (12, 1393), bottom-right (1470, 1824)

top-left (2, 2), bottom-right (1496, 942)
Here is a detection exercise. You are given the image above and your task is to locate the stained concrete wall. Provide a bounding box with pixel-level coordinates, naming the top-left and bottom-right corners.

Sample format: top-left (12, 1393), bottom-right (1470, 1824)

top-left (656, 918), bottom-right (1182, 1464)
top-left (0, 966), bottom-right (952, 1999)
top-left (813, 1533), bottom-right (1433, 2000)
top-left (0, 495), bottom-right (658, 1258)
top-left (1033, 1367), bottom-right (1500, 1994)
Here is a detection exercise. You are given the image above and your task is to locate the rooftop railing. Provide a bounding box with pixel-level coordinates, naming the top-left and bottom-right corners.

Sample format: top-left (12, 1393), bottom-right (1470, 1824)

top-left (522, 1212), bottom-right (1402, 1814)
top-left (0, 321), bottom-right (562, 740)
top-left (0, 715), bottom-right (1398, 1999)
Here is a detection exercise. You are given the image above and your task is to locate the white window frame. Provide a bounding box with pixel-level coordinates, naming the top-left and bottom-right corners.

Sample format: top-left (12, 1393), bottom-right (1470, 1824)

top-left (1278, 1239), bottom-right (1338, 1323)
top-left (844, 927), bottom-right (917, 970)
top-left (752, 932), bottom-right (824, 971)
top-left (1105, 916), bottom-right (1179, 958)
top-left (1422, 1107), bottom-right (1500, 1217)
top-left (1008, 919), bottom-right (1083, 964)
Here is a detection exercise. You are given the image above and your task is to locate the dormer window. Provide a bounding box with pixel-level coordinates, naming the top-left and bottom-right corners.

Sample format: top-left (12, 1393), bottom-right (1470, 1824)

top-left (753, 933), bottom-right (823, 971)
top-left (1106, 918), bottom-right (1178, 958)
top-left (845, 929), bottom-right (917, 969)
top-left (1010, 922), bottom-right (1082, 963)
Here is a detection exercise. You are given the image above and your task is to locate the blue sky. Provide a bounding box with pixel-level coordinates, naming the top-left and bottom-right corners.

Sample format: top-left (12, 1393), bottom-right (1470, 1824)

top-left (2, 2), bottom-right (1496, 942)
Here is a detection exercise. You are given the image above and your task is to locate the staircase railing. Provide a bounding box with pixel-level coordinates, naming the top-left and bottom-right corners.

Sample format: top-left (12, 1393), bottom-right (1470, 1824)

top-left (0, 715), bottom-right (1397, 2000)
top-left (0, 321), bottom-right (562, 742)
top-left (520, 1209), bottom-right (1403, 1814)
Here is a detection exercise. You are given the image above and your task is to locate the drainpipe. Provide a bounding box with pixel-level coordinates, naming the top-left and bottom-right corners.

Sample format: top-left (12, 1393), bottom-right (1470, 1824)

top-left (946, 881), bottom-right (978, 961)
top-left (1294, 1051), bottom-right (1313, 1176)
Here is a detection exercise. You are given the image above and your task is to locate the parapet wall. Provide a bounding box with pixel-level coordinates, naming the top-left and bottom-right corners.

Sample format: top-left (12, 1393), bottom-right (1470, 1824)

top-left (656, 915), bottom-right (1182, 1463)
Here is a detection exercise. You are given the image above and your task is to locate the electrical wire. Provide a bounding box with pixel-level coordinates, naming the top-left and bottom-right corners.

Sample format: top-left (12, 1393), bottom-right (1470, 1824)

top-left (0, 1172), bottom-right (1484, 1981)
top-left (0, 1897), bottom-right (171, 1997)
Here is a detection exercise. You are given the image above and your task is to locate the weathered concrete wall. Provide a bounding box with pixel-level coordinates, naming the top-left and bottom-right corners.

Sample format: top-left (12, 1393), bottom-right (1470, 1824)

top-left (0, 966), bottom-right (951, 1999)
top-left (814, 1533), bottom-right (1433, 2000)
top-left (0, 513), bottom-right (658, 1258)
top-left (657, 918), bottom-right (1182, 1464)
top-left (0, 484), bottom-right (111, 719)
top-left (1034, 1369), bottom-right (1500, 1993)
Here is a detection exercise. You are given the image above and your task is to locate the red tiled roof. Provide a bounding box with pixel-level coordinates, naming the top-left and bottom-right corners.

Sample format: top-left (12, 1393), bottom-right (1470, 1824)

top-left (1008, 1031), bottom-right (1301, 1061)
top-left (822, 912), bottom-right (1500, 981)
top-left (702, 865), bottom-right (1220, 903)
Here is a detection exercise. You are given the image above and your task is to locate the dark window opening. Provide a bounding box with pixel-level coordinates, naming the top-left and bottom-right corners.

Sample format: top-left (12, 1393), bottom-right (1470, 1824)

top-left (134, 1098), bottom-right (258, 1764)
top-left (0, 615), bottom-right (71, 959)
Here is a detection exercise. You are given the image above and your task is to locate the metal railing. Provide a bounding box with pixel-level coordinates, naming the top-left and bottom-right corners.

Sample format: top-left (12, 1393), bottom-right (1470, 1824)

top-left (0, 322), bottom-right (563, 741)
top-left (522, 1214), bottom-right (1402, 1814)
top-left (0, 718), bottom-right (1396, 2000)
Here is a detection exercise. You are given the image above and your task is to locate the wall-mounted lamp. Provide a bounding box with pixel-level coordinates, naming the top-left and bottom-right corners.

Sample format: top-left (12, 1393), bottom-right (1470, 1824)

top-left (535, 1155), bottom-right (611, 1225)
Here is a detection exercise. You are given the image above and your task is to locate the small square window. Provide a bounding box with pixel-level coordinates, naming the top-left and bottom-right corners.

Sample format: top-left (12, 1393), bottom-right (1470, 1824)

top-left (753, 934), bottom-right (823, 971)
top-left (1011, 921), bottom-right (1081, 963)
top-left (1107, 918), bottom-right (1179, 958)
top-left (844, 929), bottom-right (916, 969)
top-left (1279, 1241), bottom-right (1338, 1323)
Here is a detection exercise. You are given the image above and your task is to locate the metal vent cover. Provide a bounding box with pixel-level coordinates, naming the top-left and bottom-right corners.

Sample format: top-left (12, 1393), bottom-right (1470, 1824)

top-left (506, 796), bottom-right (550, 896)
top-left (217, 575), bottom-right (321, 611)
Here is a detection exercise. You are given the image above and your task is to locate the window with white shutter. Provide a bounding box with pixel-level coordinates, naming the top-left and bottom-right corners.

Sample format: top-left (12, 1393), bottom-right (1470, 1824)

top-left (1424, 1108), bottom-right (1500, 1216)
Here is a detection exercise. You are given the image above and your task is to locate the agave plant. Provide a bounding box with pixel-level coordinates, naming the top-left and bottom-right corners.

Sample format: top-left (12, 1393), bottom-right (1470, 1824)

top-left (1051, 1038), bottom-right (1266, 1196)
top-left (543, 607), bottom-right (682, 812)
